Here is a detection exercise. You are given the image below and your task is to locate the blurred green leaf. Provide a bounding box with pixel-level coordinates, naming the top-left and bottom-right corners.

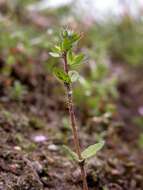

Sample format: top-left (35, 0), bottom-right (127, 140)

top-left (133, 116), bottom-right (143, 128)
top-left (6, 55), bottom-right (15, 65)
top-left (62, 145), bottom-right (78, 161)
top-left (81, 140), bottom-right (105, 159)
top-left (138, 133), bottom-right (143, 148)
top-left (10, 81), bottom-right (26, 101)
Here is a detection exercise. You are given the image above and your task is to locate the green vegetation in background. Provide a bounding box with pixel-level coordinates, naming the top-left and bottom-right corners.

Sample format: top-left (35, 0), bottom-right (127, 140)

top-left (9, 80), bottom-right (27, 101)
top-left (105, 17), bottom-right (143, 66)
top-left (0, 1), bottom-right (142, 115)
top-left (74, 27), bottom-right (118, 116)
top-left (139, 133), bottom-right (143, 148)
top-left (84, 17), bottom-right (143, 66)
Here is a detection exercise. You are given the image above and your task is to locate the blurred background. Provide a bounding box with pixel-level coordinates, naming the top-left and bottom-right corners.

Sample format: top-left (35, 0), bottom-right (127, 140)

top-left (0, 1), bottom-right (143, 189)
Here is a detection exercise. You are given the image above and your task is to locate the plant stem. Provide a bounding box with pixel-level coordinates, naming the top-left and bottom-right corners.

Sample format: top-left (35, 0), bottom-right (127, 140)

top-left (63, 53), bottom-right (89, 190)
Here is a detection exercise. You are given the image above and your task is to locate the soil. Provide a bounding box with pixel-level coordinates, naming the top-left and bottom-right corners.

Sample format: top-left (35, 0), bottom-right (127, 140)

top-left (0, 59), bottom-right (143, 190)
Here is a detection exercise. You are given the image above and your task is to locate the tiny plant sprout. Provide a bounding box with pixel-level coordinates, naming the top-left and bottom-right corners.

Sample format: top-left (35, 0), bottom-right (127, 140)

top-left (49, 28), bottom-right (105, 190)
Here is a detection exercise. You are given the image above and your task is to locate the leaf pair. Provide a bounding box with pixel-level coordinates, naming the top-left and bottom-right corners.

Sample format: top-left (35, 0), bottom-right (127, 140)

top-left (62, 140), bottom-right (105, 162)
top-left (53, 68), bottom-right (80, 83)
top-left (67, 51), bottom-right (84, 68)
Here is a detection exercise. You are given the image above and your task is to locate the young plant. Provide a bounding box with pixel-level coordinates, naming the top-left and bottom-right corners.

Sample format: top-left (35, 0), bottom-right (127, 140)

top-left (49, 29), bottom-right (104, 190)
top-left (9, 80), bottom-right (27, 101)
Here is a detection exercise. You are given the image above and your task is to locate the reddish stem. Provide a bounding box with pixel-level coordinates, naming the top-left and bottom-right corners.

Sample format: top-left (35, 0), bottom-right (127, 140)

top-left (63, 52), bottom-right (89, 190)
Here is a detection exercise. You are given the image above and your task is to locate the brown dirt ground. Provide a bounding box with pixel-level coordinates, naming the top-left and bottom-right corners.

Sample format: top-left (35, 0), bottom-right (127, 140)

top-left (0, 62), bottom-right (143, 190)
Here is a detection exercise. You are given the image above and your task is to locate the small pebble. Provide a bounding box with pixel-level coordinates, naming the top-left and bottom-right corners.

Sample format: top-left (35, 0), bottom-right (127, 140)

top-left (14, 146), bottom-right (21, 151)
top-left (48, 144), bottom-right (58, 151)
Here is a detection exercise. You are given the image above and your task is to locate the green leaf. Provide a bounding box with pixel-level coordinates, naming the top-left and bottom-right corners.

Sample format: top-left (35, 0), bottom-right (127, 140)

top-left (62, 145), bottom-right (78, 161)
top-left (61, 39), bottom-right (72, 51)
top-left (52, 45), bottom-right (61, 53)
top-left (67, 52), bottom-right (85, 67)
top-left (68, 70), bottom-right (80, 82)
top-left (60, 29), bottom-right (81, 50)
top-left (61, 30), bottom-right (68, 38)
top-left (73, 53), bottom-right (84, 65)
top-left (70, 33), bottom-right (81, 43)
top-left (67, 50), bottom-right (73, 65)
top-left (53, 67), bottom-right (71, 83)
top-left (81, 140), bottom-right (105, 159)
top-left (49, 52), bottom-right (60, 58)
top-left (69, 53), bottom-right (85, 68)
top-left (61, 29), bottom-right (80, 41)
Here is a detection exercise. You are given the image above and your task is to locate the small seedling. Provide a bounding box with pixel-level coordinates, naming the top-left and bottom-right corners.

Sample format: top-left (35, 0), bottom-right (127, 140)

top-left (10, 80), bottom-right (26, 101)
top-left (50, 28), bottom-right (104, 190)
